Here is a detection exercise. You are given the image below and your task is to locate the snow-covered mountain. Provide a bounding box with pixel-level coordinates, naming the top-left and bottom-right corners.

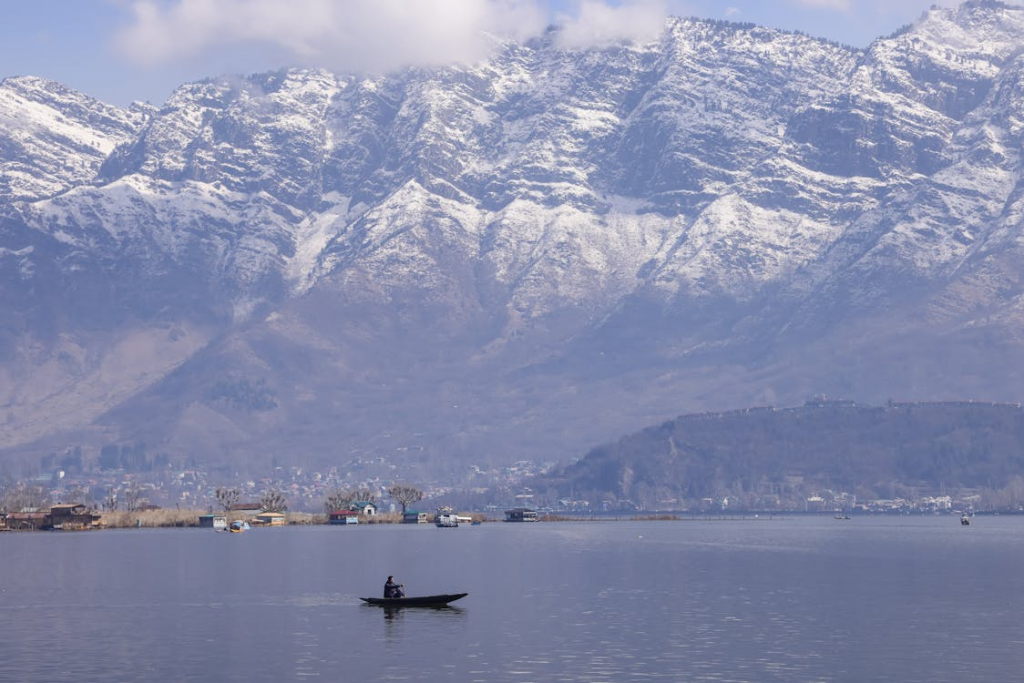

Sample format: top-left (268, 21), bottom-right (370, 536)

top-left (3, 1), bottom-right (1024, 474)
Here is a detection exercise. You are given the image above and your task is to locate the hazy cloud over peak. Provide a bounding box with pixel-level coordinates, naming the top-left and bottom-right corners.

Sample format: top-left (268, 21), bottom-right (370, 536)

top-left (110, 0), bottom-right (950, 81)
top-left (114, 0), bottom-right (550, 74)
top-left (554, 0), bottom-right (669, 49)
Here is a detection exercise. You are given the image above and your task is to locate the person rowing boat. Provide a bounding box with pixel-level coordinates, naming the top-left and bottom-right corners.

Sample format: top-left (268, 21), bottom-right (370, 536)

top-left (383, 575), bottom-right (406, 599)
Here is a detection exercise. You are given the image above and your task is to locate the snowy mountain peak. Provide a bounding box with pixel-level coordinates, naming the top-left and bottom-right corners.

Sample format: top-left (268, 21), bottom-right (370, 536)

top-left (3, 2), bottom-right (1024, 469)
top-left (0, 76), bottom-right (150, 201)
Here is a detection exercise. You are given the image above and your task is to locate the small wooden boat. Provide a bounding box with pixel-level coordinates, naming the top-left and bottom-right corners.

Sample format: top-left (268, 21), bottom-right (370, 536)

top-left (360, 593), bottom-right (468, 608)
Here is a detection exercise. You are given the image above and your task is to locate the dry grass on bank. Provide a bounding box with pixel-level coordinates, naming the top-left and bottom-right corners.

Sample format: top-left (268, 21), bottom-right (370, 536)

top-left (363, 512), bottom-right (404, 524)
top-left (100, 509), bottom-right (206, 528)
top-left (286, 512), bottom-right (325, 525)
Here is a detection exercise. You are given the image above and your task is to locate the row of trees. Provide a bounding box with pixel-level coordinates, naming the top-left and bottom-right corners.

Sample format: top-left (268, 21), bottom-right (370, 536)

top-left (0, 482), bottom-right (50, 513)
top-left (0, 481), bottom-right (151, 514)
top-left (322, 484), bottom-right (424, 514)
top-left (212, 486), bottom-right (289, 513)
top-left (209, 484), bottom-right (425, 515)
top-left (321, 483), bottom-right (424, 514)
top-left (2, 477), bottom-right (426, 517)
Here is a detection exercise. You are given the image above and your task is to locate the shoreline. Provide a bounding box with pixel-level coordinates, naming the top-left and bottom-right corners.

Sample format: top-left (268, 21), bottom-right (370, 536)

top-left (4, 508), bottom-right (1004, 531)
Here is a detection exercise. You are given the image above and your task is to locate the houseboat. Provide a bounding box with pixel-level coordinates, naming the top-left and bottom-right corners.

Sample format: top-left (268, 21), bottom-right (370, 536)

top-left (403, 510), bottom-right (429, 524)
top-left (47, 503), bottom-right (102, 530)
top-left (504, 508), bottom-right (539, 522)
top-left (254, 511), bottom-right (286, 526)
top-left (199, 514), bottom-right (227, 530)
top-left (436, 507), bottom-right (459, 527)
top-left (329, 510), bottom-right (360, 525)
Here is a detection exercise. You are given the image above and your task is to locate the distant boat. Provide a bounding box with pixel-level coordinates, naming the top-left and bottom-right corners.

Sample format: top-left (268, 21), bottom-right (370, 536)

top-left (961, 514), bottom-right (971, 525)
top-left (834, 515), bottom-right (851, 520)
top-left (360, 593), bottom-right (468, 608)
top-left (228, 520), bottom-right (250, 533)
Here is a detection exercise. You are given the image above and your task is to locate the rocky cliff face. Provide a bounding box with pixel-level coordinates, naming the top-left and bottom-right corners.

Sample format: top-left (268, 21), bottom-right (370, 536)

top-left (2, 2), bottom-right (1024, 475)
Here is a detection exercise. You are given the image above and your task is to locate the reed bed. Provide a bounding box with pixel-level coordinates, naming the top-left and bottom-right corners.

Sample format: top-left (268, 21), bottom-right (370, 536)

top-left (286, 512), bottom-right (325, 525)
top-left (100, 509), bottom-right (206, 528)
top-left (362, 511), bottom-right (404, 524)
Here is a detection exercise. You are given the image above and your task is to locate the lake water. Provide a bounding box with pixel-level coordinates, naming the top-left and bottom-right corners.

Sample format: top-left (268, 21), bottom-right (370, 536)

top-left (2, 516), bottom-right (1023, 682)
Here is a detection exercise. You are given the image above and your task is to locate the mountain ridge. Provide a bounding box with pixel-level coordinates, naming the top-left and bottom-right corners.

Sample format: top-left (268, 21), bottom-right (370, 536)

top-left (2, 2), bottom-right (1024, 480)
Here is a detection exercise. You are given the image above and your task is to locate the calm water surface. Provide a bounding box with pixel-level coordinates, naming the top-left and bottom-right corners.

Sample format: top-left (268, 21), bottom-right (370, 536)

top-left (2, 516), bottom-right (1023, 682)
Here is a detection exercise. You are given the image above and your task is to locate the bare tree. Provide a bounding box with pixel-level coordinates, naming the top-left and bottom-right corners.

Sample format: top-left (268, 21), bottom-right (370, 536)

top-left (323, 488), bottom-right (377, 513)
top-left (388, 484), bottom-right (424, 515)
top-left (260, 489), bottom-right (287, 512)
top-left (62, 484), bottom-right (92, 507)
top-left (1, 483), bottom-right (51, 513)
top-left (124, 485), bottom-right (144, 513)
top-left (103, 488), bottom-right (118, 511)
top-left (215, 486), bottom-right (240, 512)
top-left (350, 488), bottom-right (377, 503)
top-left (324, 489), bottom-right (351, 514)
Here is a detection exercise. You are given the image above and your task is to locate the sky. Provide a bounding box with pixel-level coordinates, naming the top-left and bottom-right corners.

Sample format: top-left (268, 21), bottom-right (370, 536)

top-left (0, 0), bottom-right (959, 107)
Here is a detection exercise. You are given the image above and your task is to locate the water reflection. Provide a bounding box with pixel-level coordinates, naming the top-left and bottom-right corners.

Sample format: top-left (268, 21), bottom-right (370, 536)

top-left (373, 604), bottom-right (466, 620)
top-left (3, 519), bottom-right (1024, 682)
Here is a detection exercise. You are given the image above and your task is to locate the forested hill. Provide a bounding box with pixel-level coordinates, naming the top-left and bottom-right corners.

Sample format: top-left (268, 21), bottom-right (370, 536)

top-left (531, 401), bottom-right (1024, 510)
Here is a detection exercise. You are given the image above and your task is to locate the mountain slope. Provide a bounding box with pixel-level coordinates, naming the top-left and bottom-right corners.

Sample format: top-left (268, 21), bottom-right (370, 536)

top-left (2, 3), bottom-right (1024, 479)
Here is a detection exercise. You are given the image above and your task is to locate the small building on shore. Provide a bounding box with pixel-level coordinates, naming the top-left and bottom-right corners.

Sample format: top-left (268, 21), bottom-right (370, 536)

top-left (3, 504), bottom-right (101, 531)
top-left (351, 501), bottom-right (378, 516)
top-left (48, 503), bottom-right (102, 530)
top-left (6, 510), bottom-right (48, 530)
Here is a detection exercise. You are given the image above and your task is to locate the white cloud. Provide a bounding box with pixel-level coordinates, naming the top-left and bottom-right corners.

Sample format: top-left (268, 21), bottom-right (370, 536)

top-left (792, 0), bottom-right (850, 10)
top-left (554, 0), bottom-right (669, 50)
top-left (112, 0), bottom-right (940, 76)
top-left (114, 0), bottom-right (549, 74)
top-left (787, 0), bottom-right (944, 12)
top-left (113, 0), bottom-right (683, 72)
